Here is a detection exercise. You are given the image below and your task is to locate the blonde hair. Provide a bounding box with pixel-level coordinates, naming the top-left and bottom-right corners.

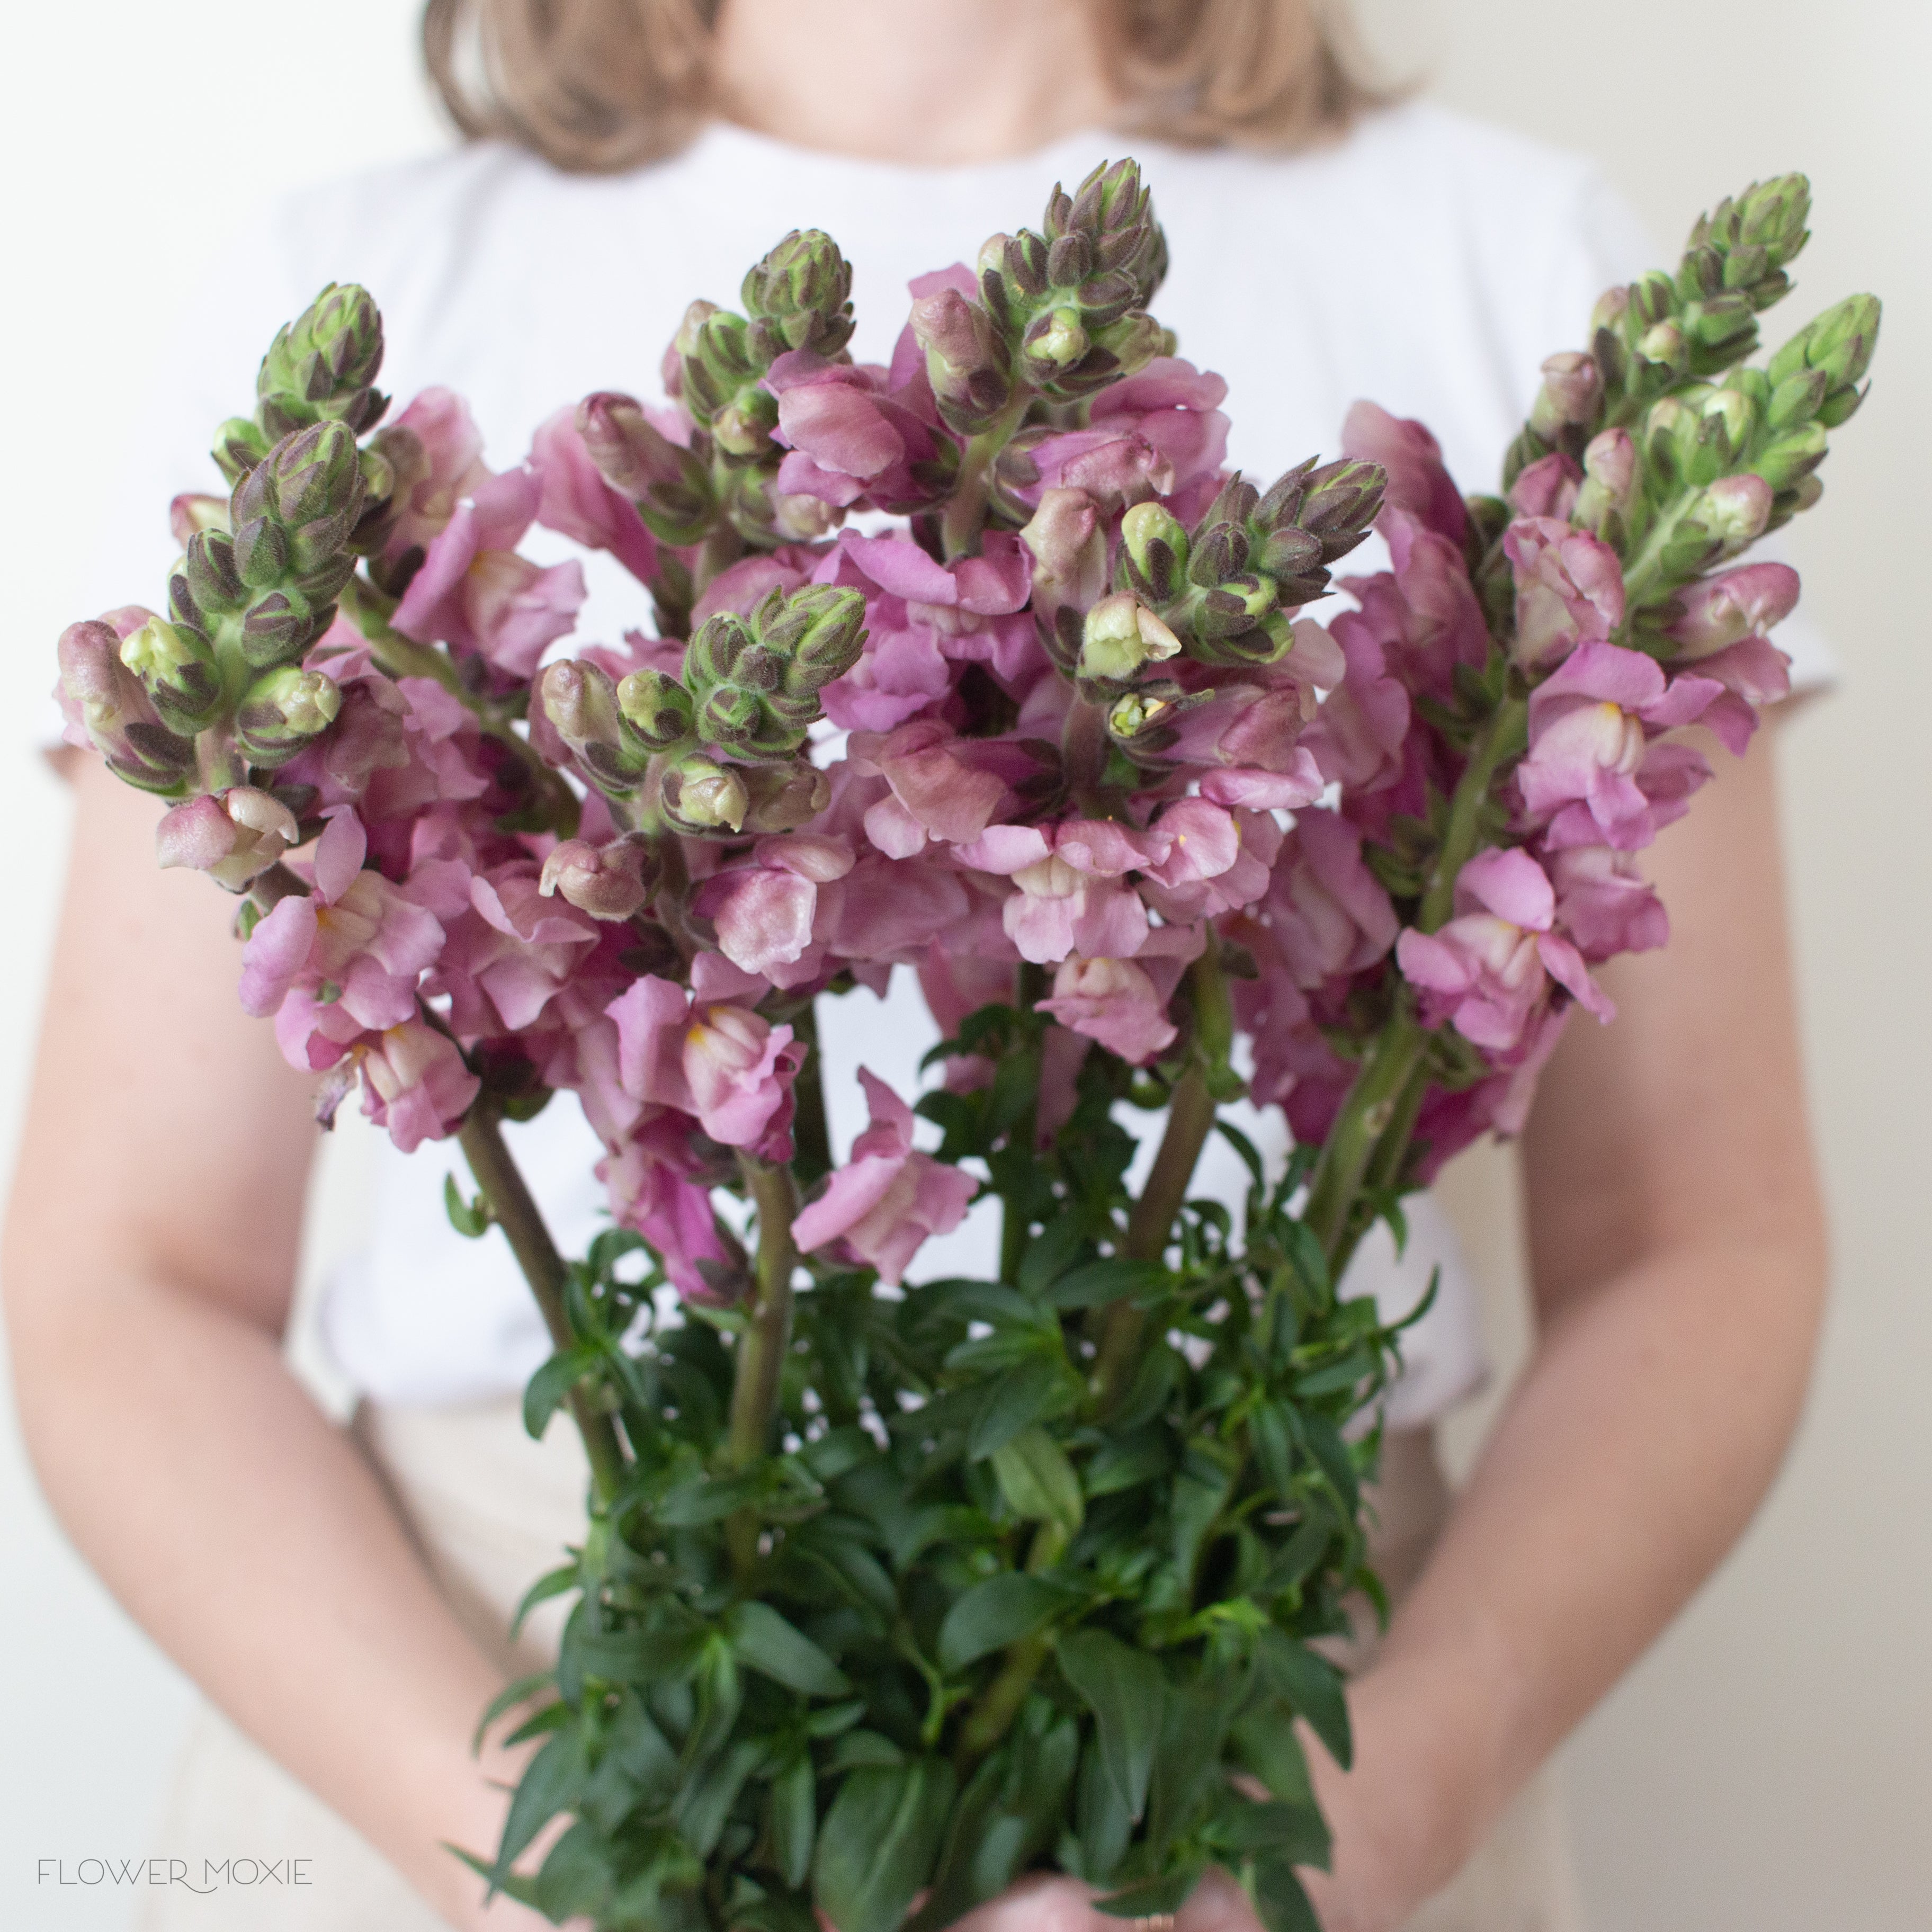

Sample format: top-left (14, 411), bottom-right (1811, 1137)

top-left (423, 0), bottom-right (1389, 176)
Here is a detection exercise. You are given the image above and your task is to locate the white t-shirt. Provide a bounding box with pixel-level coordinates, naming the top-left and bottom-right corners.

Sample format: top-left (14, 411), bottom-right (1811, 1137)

top-left (83, 102), bottom-right (1833, 1423)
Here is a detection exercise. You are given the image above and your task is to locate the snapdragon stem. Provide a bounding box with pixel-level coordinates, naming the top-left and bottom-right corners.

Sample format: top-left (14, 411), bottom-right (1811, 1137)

top-left (789, 1003), bottom-right (833, 1191)
top-left (952, 1517), bottom-right (1069, 1766)
top-left (724, 1155), bottom-right (801, 1582)
top-left (458, 1106), bottom-right (627, 1507)
top-left (1417, 694), bottom-right (1528, 933)
top-left (1328, 1049), bottom-right (1433, 1283)
top-left (1301, 1010), bottom-right (1430, 1270)
top-left (1091, 950), bottom-right (1232, 1411)
top-left (941, 392), bottom-right (1032, 561)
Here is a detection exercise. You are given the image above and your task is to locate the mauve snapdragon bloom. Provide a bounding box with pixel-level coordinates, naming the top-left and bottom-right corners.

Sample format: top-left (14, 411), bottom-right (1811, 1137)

top-left (1035, 955), bottom-right (1178, 1064)
top-left (157, 788), bottom-right (300, 891)
top-left (439, 861), bottom-right (602, 1033)
top-left (1396, 847), bottom-right (1612, 1056)
top-left (240, 811), bottom-right (456, 1068)
top-left (1517, 641), bottom-right (1724, 851)
top-left (609, 974), bottom-right (801, 1156)
top-left (599, 1121), bottom-right (738, 1301)
top-left (791, 1068), bottom-right (978, 1286)
top-left (1508, 451), bottom-right (1581, 521)
top-left (1341, 400), bottom-right (1469, 545)
top-left (529, 405), bottom-right (659, 584)
top-left (375, 387), bottom-right (490, 576)
top-left (957, 821), bottom-right (1152, 965)
top-left (849, 719), bottom-right (1009, 857)
top-left (1505, 515), bottom-right (1625, 669)
top-left (1546, 845), bottom-right (1669, 962)
top-left (354, 1019), bottom-right (480, 1153)
top-left (1663, 563), bottom-right (1801, 658)
top-left (1252, 811), bottom-right (1399, 988)
top-left (767, 352), bottom-right (949, 514)
top-left (393, 467), bottom-right (586, 680)
top-left (696, 835), bottom-right (855, 981)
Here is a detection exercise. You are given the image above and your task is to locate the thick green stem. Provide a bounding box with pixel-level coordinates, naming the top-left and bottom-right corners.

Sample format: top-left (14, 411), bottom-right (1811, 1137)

top-left (458, 1107), bottom-right (627, 1506)
top-left (1328, 1048), bottom-right (1433, 1283)
top-left (1417, 695), bottom-right (1528, 933)
top-left (788, 1003), bottom-right (833, 1192)
top-left (951, 1518), bottom-right (1069, 1765)
top-left (724, 1155), bottom-right (801, 1580)
top-left (941, 392), bottom-right (1032, 561)
top-left (1090, 950), bottom-right (1232, 1409)
top-left (1301, 1012), bottom-right (1430, 1268)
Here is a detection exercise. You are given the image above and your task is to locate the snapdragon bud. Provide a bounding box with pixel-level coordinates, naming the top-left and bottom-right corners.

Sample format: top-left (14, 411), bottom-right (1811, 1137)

top-left (120, 616), bottom-right (221, 737)
top-left (577, 391), bottom-right (717, 545)
top-left (1080, 592), bottom-right (1181, 685)
top-left (1527, 350), bottom-right (1604, 441)
top-left (1701, 386), bottom-right (1756, 456)
top-left (1022, 306), bottom-right (1089, 373)
top-left (1043, 158), bottom-right (1167, 311)
top-left (235, 665), bottom-right (342, 766)
top-left (1686, 175), bottom-right (1811, 309)
top-left (169, 494), bottom-right (229, 547)
top-left (1766, 293), bottom-right (1882, 427)
top-left (615, 666), bottom-right (696, 754)
top-left (1574, 427), bottom-right (1637, 532)
top-left (1119, 500), bottom-right (1190, 602)
top-left (758, 584), bottom-right (869, 694)
top-left (1296, 457), bottom-right (1387, 563)
top-left (1695, 473), bottom-right (1774, 547)
top-left (155, 787), bottom-right (300, 891)
top-left (1753, 419), bottom-right (1829, 491)
top-left (1663, 562), bottom-right (1802, 656)
top-left (1104, 682), bottom-right (1186, 757)
top-left (741, 228), bottom-right (855, 357)
top-left (1638, 320), bottom-right (1689, 372)
top-left (256, 282), bottom-right (387, 434)
top-left (232, 420), bottom-right (367, 574)
top-left (539, 835), bottom-right (658, 922)
top-left (740, 757), bottom-right (831, 833)
top-left (58, 619), bottom-right (199, 794)
top-left (540, 659), bottom-right (654, 793)
top-left (661, 754), bottom-right (749, 834)
top-left (911, 289), bottom-right (1012, 434)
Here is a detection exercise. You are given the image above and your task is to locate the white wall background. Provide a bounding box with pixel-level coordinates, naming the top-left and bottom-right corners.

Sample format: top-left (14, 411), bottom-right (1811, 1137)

top-left (1, 3), bottom-right (1925, 1927)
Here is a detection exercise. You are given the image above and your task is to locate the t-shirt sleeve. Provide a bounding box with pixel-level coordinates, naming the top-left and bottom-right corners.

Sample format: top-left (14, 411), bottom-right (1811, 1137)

top-left (1543, 167), bottom-right (1838, 698)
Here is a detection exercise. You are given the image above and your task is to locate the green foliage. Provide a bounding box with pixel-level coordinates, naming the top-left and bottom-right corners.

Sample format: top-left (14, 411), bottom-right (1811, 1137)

top-left (476, 1005), bottom-right (1409, 1928)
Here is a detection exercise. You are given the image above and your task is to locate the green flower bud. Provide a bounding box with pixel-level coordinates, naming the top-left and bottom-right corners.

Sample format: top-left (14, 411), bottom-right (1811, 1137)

top-left (741, 229), bottom-right (855, 357)
top-left (59, 619), bottom-right (199, 795)
top-left (540, 660), bottom-right (654, 794)
top-left (1119, 500), bottom-right (1190, 602)
top-left (120, 617), bottom-right (221, 737)
top-left (1042, 159), bottom-right (1167, 310)
top-left (614, 667), bottom-right (696, 755)
top-left (1080, 592), bottom-right (1181, 685)
top-left (1687, 176), bottom-right (1811, 312)
top-left (1188, 606), bottom-right (1295, 672)
top-left (1192, 573), bottom-right (1279, 644)
top-left (1638, 320), bottom-right (1689, 371)
top-left (212, 416), bottom-right (272, 487)
top-left (1694, 475), bottom-right (1775, 547)
top-left (1297, 458), bottom-right (1387, 562)
top-left (1024, 306), bottom-right (1089, 371)
top-left (235, 665), bottom-right (342, 766)
top-left (759, 584), bottom-right (869, 693)
top-left (661, 755), bottom-right (749, 835)
top-left (1105, 683), bottom-right (1186, 757)
top-left (257, 283), bottom-right (387, 435)
top-left (1766, 293), bottom-right (1882, 423)
top-left (695, 681), bottom-right (805, 759)
top-left (1752, 420), bottom-right (1829, 491)
top-left (1701, 386), bottom-right (1756, 459)
top-left (239, 584), bottom-right (335, 669)
top-left (177, 530), bottom-right (249, 626)
top-left (910, 288), bottom-right (1012, 434)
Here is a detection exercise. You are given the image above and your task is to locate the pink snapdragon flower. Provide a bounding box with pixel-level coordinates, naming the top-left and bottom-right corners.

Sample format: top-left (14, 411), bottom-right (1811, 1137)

top-left (1342, 401), bottom-right (1468, 544)
top-left (817, 533), bottom-right (1036, 730)
top-left (608, 974), bottom-right (801, 1156)
top-left (377, 388), bottom-right (489, 575)
top-left (696, 835), bottom-right (855, 981)
top-left (352, 1019), bottom-right (480, 1152)
top-left (958, 821), bottom-right (1155, 965)
top-left (791, 1068), bottom-right (978, 1285)
top-left (1505, 516), bottom-right (1625, 669)
top-left (599, 1120), bottom-right (739, 1301)
top-left (1546, 845), bottom-right (1669, 961)
top-left (767, 352), bottom-right (950, 514)
top-left (529, 405), bottom-right (659, 584)
top-left (1396, 847), bottom-right (1612, 1055)
top-left (239, 811), bottom-right (455, 1068)
top-left (1517, 641), bottom-right (1723, 850)
top-left (439, 861), bottom-right (602, 1033)
top-left (1036, 955), bottom-right (1178, 1064)
top-left (156, 788), bottom-right (300, 891)
top-left (848, 720), bottom-right (1009, 856)
top-left (393, 467), bottom-right (586, 680)
top-left (1663, 562), bottom-right (1801, 657)
top-left (1252, 811), bottom-right (1400, 987)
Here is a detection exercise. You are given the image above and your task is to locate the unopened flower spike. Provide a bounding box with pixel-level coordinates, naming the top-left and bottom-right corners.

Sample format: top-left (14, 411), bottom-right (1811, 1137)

top-left (740, 228), bottom-right (855, 359)
top-left (539, 660), bottom-right (657, 797)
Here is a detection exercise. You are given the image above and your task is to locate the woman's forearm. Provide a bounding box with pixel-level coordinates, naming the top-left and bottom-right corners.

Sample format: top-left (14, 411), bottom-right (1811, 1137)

top-left (7, 1264), bottom-right (535, 1929)
top-left (1308, 1229), bottom-right (1824, 1919)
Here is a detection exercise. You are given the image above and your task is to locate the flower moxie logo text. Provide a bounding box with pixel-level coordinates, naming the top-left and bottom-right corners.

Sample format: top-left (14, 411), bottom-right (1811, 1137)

top-left (36, 1856), bottom-right (314, 1893)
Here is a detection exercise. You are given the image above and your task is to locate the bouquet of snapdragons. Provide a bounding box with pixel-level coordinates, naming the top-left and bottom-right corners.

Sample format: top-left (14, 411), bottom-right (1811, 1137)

top-left (57, 160), bottom-right (1876, 1931)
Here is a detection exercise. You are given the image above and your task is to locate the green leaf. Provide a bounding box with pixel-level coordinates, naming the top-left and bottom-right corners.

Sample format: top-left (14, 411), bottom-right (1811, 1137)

top-left (655, 1466), bottom-right (767, 1526)
top-left (825, 1729), bottom-right (907, 1772)
top-left (990, 1426), bottom-right (1084, 1537)
top-left (534, 1818), bottom-right (615, 1921)
top-left (813, 1758), bottom-right (956, 1932)
top-left (1095, 1866), bottom-right (1204, 1918)
top-left (1248, 1400), bottom-right (1297, 1503)
top-left (1256, 1628), bottom-right (1352, 1770)
top-left (1083, 1425), bottom-right (1175, 1498)
top-left (444, 1171), bottom-right (494, 1238)
top-left (522, 1345), bottom-right (601, 1440)
top-left (673, 1735), bottom-right (764, 1857)
top-left (770, 1750), bottom-right (817, 1889)
top-left (1017, 1211), bottom-right (1089, 1294)
top-left (490, 1725), bottom-right (587, 1889)
top-left (967, 1357), bottom-right (1075, 1461)
top-left (1043, 1257), bottom-right (1169, 1310)
top-left (508, 1563), bottom-right (580, 1641)
top-left (1054, 1629), bottom-right (1165, 1822)
top-left (1230, 1703), bottom-right (1316, 1808)
top-left (938, 1575), bottom-right (1071, 1674)
top-left (730, 1600), bottom-right (853, 1698)
top-left (470, 1675), bottom-right (555, 1755)
top-left (1250, 1855), bottom-right (1323, 1932)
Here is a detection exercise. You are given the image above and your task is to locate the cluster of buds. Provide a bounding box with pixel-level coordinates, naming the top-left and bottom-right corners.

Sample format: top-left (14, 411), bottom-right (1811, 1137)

top-left (1079, 459), bottom-right (1385, 694)
top-left (636, 231), bottom-right (858, 547)
top-left (538, 584), bottom-right (865, 838)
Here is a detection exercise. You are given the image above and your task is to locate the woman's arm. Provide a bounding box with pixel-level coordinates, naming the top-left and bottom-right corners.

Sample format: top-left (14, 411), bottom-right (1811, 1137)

top-left (1295, 719), bottom-right (1828, 1928)
top-left (3, 759), bottom-right (551, 1931)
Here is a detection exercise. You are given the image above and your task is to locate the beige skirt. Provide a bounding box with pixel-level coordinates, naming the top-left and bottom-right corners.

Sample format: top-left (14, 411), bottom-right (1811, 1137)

top-left (136, 1405), bottom-right (1584, 1932)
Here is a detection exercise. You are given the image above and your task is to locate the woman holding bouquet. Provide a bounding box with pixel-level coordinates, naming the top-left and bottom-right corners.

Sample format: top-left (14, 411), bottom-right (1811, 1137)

top-left (3, 3), bottom-right (1829, 1930)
